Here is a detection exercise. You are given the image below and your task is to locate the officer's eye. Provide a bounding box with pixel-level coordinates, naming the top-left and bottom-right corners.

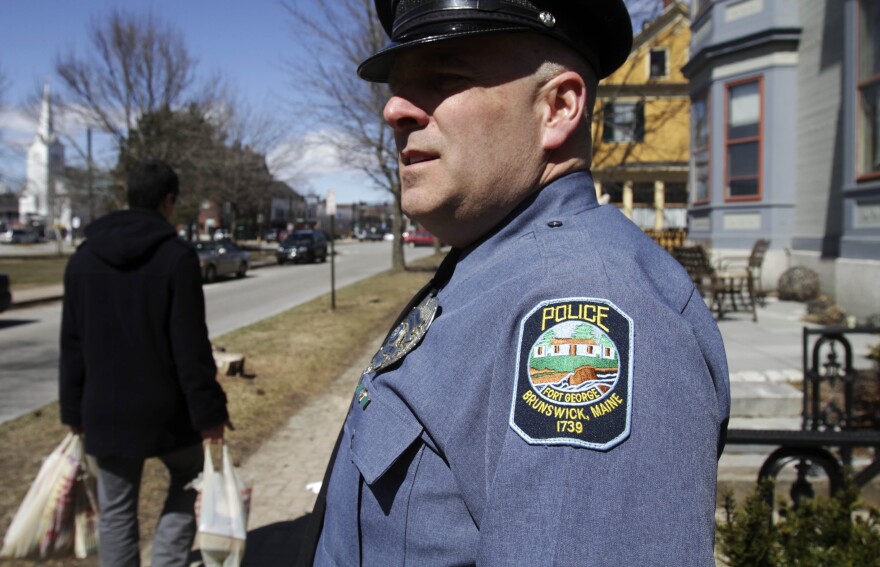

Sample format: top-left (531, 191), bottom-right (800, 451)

top-left (429, 73), bottom-right (469, 93)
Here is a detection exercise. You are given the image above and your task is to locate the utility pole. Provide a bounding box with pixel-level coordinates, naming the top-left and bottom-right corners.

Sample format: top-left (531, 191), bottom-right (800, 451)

top-left (327, 190), bottom-right (337, 310)
top-left (87, 128), bottom-right (95, 224)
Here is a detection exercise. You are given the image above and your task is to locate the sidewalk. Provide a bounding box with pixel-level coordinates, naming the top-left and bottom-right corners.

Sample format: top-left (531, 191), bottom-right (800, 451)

top-left (238, 335), bottom-right (383, 566)
top-left (6, 284), bottom-right (65, 309)
top-left (234, 297), bottom-right (877, 564)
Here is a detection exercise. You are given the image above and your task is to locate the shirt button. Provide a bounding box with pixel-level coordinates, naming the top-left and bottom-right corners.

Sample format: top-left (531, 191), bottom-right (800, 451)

top-left (547, 220), bottom-right (563, 228)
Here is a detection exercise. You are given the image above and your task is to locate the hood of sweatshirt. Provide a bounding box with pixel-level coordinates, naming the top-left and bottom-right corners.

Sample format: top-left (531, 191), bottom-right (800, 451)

top-left (84, 209), bottom-right (178, 268)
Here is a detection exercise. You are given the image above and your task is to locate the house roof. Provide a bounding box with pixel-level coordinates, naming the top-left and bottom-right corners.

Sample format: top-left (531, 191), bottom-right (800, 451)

top-left (551, 338), bottom-right (598, 345)
top-left (632, 1), bottom-right (690, 53)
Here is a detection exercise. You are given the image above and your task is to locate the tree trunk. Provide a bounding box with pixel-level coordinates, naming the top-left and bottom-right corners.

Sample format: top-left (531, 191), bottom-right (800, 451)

top-left (391, 182), bottom-right (405, 270)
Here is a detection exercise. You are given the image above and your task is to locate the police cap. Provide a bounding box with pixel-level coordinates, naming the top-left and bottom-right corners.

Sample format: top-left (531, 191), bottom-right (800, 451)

top-left (358, 0), bottom-right (634, 82)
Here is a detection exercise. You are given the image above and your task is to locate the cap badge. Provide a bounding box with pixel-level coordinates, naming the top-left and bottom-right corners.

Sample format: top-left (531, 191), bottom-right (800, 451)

top-left (538, 11), bottom-right (556, 28)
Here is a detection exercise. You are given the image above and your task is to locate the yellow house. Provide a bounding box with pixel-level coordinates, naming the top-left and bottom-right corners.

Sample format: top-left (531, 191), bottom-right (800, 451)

top-left (592, 0), bottom-right (691, 232)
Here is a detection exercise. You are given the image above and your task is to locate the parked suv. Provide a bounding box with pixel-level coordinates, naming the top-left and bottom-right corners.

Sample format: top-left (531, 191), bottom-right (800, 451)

top-left (276, 230), bottom-right (328, 264)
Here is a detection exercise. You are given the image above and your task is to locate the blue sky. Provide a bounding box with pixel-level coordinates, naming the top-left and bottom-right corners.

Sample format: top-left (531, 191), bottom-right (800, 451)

top-left (0, 0), bottom-right (386, 204)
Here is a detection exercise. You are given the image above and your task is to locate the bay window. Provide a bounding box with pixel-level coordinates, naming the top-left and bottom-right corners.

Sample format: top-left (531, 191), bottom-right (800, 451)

top-left (725, 78), bottom-right (762, 200)
top-left (858, 0), bottom-right (880, 177)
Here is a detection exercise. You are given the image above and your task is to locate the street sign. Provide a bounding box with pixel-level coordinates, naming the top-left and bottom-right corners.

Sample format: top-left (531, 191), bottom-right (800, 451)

top-left (326, 190), bottom-right (337, 216)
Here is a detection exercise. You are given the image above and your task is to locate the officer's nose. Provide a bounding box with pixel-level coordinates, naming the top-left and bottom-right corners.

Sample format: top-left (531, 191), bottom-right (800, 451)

top-left (384, 94), bottom-right (429, 132)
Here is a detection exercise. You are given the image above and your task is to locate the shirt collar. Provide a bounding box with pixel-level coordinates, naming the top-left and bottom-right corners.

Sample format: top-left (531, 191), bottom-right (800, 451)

top-left (456, 170), bottom-right (599, 270)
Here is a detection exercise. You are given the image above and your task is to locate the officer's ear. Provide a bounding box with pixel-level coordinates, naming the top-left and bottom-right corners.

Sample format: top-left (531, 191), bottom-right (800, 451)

top-left (538, 70), bottom-right (587, 152)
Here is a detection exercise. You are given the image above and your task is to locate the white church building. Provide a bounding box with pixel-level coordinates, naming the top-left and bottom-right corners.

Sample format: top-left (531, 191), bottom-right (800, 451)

top-left (18, 84), bottom-right (77, 236)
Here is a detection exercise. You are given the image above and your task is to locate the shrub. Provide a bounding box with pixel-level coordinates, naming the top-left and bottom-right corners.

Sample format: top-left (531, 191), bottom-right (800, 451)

top-left (777, 266), bottom-right (820, 301)
top-left (717, 478), bottom-right (880, 566)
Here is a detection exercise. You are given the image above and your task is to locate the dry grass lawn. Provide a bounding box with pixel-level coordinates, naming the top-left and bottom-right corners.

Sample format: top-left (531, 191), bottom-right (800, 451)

top-left (0, 256), bottom-right (70, 291)
top-left (0, 255), bottom-right (443, 565)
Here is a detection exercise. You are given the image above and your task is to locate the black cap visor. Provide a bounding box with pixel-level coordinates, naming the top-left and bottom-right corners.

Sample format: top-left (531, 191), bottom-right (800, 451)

top-left (358, 23), bottom-right (537, 82)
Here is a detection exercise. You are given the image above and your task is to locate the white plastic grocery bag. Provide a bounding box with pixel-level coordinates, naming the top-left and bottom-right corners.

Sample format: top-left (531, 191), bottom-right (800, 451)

top-left (1, 433), bottom-right (98, 559)
top-left (194, 442), bottom-right (251, 567)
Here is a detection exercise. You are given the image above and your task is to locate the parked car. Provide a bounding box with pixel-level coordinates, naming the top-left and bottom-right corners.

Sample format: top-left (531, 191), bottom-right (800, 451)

top-left (0, 228), bottom-right (38, 244)
top-left (403, 230), bottom-right (436, 247)
top-left (357, 229), bottom-right (386, 242)
top-left (195, 240), bottom-right (249, 283)
top-left (0, 274), bottom-right (10, 313)
top-left (276, 230), bottom-right (328, 264)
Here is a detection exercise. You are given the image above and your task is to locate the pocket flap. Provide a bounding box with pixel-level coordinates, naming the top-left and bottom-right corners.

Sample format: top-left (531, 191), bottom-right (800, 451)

top-left (349, 393), bottom-right (423, 485)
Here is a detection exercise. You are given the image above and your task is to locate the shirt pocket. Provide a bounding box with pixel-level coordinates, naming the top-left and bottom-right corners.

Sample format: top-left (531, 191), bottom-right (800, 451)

top-left (348, 389), bottom-right (424, 485)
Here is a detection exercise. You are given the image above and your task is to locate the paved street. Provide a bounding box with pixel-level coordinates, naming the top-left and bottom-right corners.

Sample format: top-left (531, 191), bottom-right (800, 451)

top-left (0, 241), bottom-right (435, 424)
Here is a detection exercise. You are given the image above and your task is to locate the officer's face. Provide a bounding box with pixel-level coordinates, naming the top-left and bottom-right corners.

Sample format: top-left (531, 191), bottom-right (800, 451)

top-left (385, 34), bottom-right (548, 248)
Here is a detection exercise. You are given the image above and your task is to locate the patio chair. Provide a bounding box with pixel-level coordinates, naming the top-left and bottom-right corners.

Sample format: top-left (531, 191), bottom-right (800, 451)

top-left (717, 239), bottom-right (771, 308)
top-left (672, 244), bottom-right (757, 321)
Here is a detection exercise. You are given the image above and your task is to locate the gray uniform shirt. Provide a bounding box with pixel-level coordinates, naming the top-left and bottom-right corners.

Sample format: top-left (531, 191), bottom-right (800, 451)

top-left (316, 171), bottom-right (730, 566)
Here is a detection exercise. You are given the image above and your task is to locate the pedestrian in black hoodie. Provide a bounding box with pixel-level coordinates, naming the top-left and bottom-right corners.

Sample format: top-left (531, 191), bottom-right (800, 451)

top-left (60, 161), bottom-right (231, 567)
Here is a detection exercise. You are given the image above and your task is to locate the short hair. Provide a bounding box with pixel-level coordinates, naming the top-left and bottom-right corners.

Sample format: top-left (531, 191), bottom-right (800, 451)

top-left (126, 161), bottom-right (179, 210)
top-left (528, 35), bottom-right (599, 121)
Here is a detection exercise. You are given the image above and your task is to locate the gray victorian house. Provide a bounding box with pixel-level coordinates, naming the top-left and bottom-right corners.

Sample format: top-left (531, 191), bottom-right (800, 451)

top-left (683, 0), bottom-right (879, 318)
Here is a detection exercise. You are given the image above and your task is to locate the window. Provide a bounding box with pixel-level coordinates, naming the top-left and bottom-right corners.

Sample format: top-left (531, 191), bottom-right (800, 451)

top-left (649, 49), bottom-right (668, 79)
top-left (604, 182), bottom-right (624, 204)
top-left (725, 79), bottom-right (762, 200)
top-left (666, 183), bottom-right (688, 204)
top-left (858, 0), bottom-right (880, 176)
top-left (602, 101), bottom-right (645, 143)
top-left (692, 93), bottom-right (710, 203)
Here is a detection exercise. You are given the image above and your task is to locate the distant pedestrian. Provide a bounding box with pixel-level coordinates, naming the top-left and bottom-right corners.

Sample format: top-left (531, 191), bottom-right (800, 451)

top-left (301, 1), bottom-right (731, 565)
top-left (59, 160), bottom-right (231, 567)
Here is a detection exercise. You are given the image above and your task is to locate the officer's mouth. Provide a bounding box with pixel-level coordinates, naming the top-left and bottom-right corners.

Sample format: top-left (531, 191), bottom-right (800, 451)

top-left (401, 150), bottom-right (438, 166)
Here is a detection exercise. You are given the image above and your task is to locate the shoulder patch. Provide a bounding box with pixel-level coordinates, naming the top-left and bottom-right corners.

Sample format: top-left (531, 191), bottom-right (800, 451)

top-left (510, 297), bottom-right (633, 451)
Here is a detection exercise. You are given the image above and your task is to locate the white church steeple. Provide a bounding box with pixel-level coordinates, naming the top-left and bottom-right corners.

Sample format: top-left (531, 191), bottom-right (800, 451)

top-left (37, 82), bottom-right (57, 144)
top-left (19, 80), bottom-right (68, 231)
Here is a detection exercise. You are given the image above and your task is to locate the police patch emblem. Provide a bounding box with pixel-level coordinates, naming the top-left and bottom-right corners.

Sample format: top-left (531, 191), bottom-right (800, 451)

top-left (510, 297), bottom-right (633, 450)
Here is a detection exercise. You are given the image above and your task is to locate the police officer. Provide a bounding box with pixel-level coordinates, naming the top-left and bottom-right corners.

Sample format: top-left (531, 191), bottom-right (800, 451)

top-left (304, 1), bottom-right (730, 565)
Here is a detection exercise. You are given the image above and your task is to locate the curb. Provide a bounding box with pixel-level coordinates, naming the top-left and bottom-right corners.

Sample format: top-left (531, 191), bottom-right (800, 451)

top-left (6, 257), bottom-right (280, 312)
top-left (8, 295), bottom-right (65, 311)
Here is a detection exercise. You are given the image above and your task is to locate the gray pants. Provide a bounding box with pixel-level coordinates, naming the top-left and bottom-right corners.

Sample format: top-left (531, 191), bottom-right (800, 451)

top-left (96, 444), bottom-right (203, 567)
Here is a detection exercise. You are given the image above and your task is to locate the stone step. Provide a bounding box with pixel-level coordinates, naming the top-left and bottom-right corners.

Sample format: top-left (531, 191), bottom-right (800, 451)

top-left (723, 416), bottom-right (803, 455)
top-left (718, 451), bottom-right (775, 482)
top-left (730, 381), bottom-right (801, 418)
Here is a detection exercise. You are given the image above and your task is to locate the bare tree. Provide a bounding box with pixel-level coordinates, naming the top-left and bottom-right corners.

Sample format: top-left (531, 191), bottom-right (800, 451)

top-left (281, 0), bottom-right (406, 270)
top-left (50, 10), bottom-right (279, 229)
top-left (54, 9), bottom-right (204, 162)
